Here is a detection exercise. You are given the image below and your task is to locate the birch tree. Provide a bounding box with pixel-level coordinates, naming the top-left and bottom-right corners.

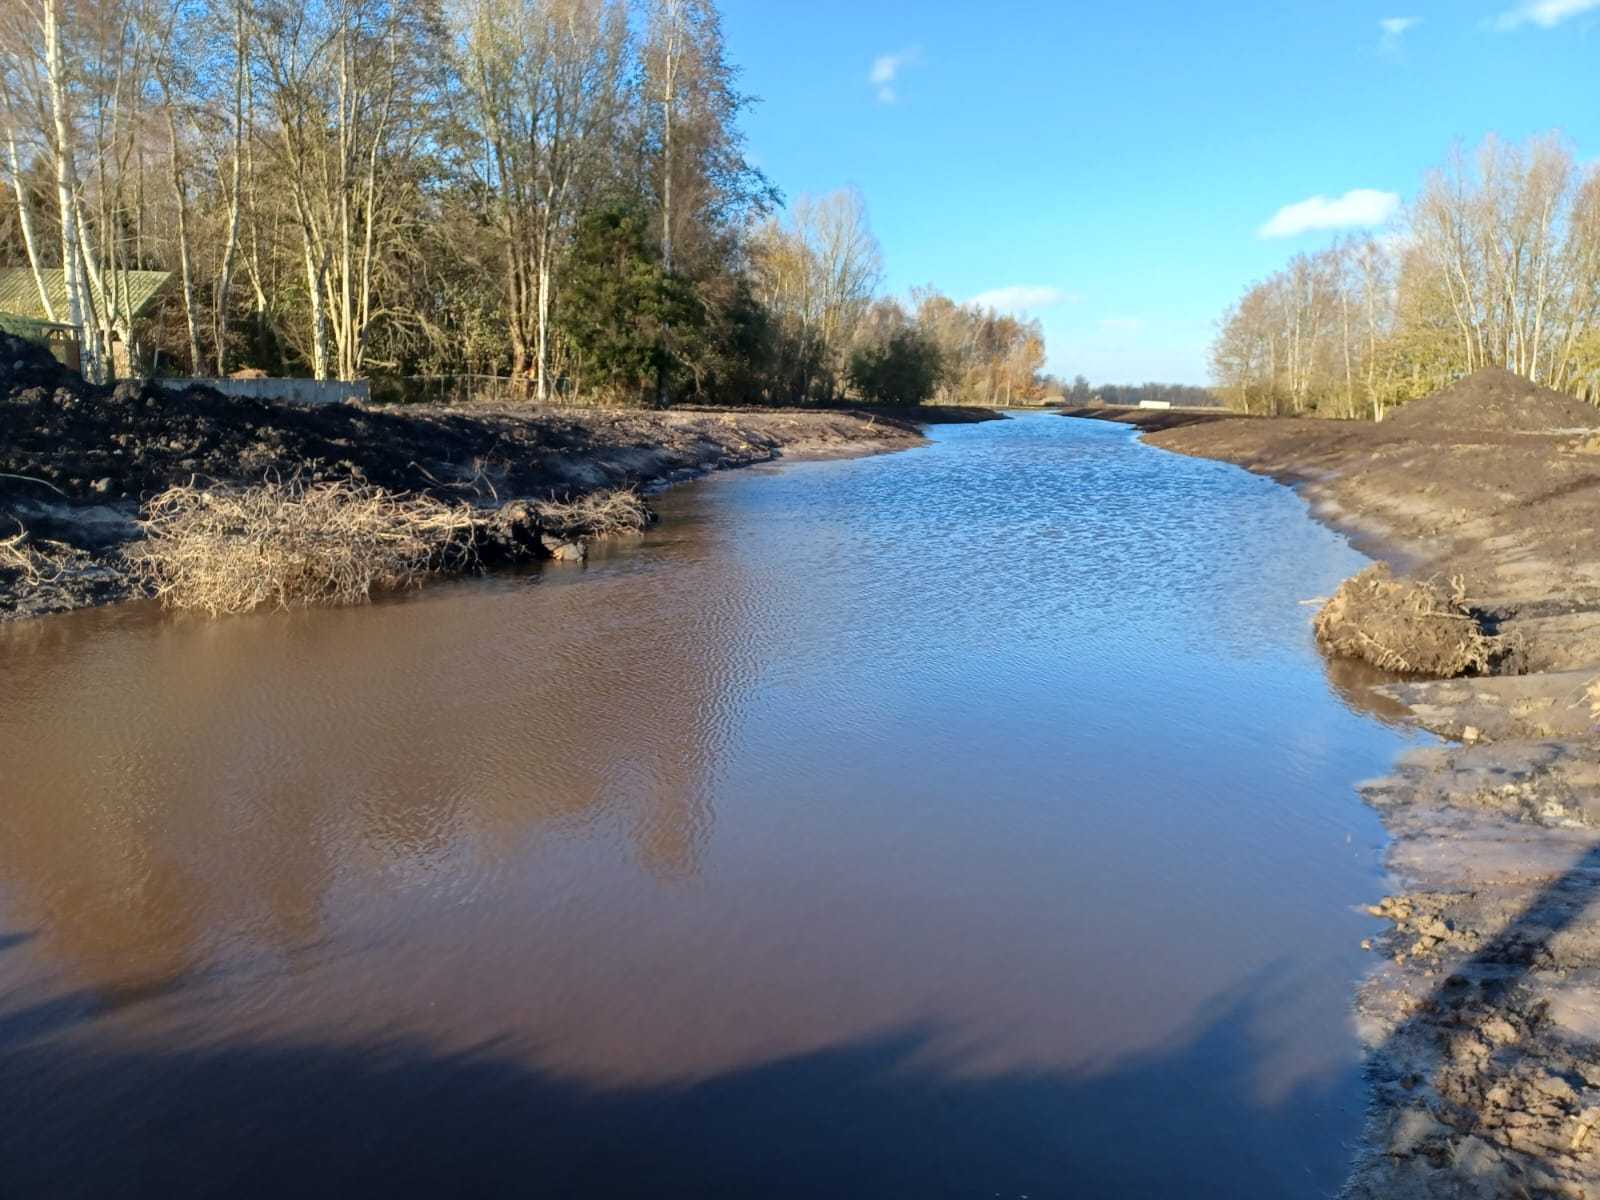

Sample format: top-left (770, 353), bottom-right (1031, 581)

top-left (0, 63), bottom-right (56, 319)
top-left (455, 0), bottom-right (627, 398)
top-left (253, 0), bottom-right (435, 379)
top-left (41, 0), bottom-right (99, 374)
top-left (155, 12), bottom-right (202, 372)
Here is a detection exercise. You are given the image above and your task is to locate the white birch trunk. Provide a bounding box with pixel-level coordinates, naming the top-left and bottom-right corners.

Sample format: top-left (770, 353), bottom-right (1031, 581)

top-left (163, 103), bottom-right (202, 373)
top-left (42, 0), bottom-right (93, 375)
top-left (4, 126), bottom-right (56, 320)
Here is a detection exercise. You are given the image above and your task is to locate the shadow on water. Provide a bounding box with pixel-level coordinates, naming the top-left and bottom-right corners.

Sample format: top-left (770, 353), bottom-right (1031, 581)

top-left (0, 952), bottom-right (1358, 1200)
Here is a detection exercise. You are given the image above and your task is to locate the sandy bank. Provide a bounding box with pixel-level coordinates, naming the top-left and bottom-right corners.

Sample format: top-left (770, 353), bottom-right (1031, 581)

top-left (1067, 399), bottom-right (1600, 1197)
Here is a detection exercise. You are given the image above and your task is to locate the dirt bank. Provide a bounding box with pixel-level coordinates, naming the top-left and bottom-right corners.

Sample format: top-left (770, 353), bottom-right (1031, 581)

top-left (1, 333), bottom-right (991, 619)
top-left (1070, 380), bottom-right (1600, 1197)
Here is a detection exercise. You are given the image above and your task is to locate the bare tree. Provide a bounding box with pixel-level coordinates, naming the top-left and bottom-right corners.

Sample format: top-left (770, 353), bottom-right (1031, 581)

top-left (455, 0), bottom-right (627, 399)
top-left (155, 5), bottom-right (202, 372)
top-left (0, 72), bottom-right (56, 319)
top-left (252, 0), bottom-right (433, 380)
top-left (39, 0), bottom-right (94, 371)
top-left (748, 188), bottom-right (881, 400)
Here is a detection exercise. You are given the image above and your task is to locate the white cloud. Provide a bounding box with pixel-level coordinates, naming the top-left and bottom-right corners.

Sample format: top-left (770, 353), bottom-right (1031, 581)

top-left (967, 285), bottom-right (1078, 312)
top-left (868, 47), bottom-right (920, 104)
top-left (1378, 15), bottom-right (1420, 53)
top-left (1493, 0), bottom-right (1600, 28)
top-left (1258, 189), bottom-right (1401, 238)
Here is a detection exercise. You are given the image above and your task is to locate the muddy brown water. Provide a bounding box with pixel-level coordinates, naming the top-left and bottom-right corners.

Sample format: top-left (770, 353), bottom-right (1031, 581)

top-left (0, 413), bottom-right (1417, 1198)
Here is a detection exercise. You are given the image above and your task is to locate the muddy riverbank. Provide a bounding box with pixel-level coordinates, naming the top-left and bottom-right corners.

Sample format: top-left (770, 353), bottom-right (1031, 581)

top-left (0, 332), bottom-right (993, 620)
top-left (1070, 378), bottom-right (1600, 1197)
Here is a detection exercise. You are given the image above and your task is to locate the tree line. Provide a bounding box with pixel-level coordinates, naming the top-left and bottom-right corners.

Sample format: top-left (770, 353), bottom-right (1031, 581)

top-left (1212, 132), bottom-right (1600, 419)
top-left (0, 0), bottom-right (1047, 406)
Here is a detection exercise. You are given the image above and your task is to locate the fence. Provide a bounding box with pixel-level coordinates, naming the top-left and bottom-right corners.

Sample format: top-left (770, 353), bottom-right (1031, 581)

top-left (372, 375), bottom-right (652, 408)
top-left (153, 373), bottom-right (655, 409)
top-left (156, 377), bottom-right (369, 406)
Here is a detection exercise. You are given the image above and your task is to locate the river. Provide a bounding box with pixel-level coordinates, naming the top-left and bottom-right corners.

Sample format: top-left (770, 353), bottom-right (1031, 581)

top-left (0, 411), bottom-right (1416, 1198)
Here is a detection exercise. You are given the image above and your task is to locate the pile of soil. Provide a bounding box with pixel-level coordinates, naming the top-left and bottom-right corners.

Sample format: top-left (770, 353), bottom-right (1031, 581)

top-left (0, 329), bottom-right (73, 391)
top-left (1386, 367), bottom-right (1600, 434)
top-left (1313, 564), bottom-right (1507, 677)
top-left (0, 332), bottom-right (931, 508)
top-left (0, 331), bottom-right (546, 504)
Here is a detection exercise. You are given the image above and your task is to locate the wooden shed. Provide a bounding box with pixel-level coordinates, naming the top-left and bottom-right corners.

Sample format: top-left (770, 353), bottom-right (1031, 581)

top-left (0, 267), bottom-right (173, 376)
top-left (0, 310), bottom-right (82, 372)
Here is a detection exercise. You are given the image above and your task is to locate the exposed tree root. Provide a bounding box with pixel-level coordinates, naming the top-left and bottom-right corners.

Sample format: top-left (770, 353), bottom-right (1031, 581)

top-left (1314, 564), bottom-right (1507, 677)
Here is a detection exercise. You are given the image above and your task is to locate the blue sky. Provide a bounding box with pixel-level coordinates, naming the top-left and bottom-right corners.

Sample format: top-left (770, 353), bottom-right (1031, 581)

top-left (719, 0), bottom-right (1599, 384)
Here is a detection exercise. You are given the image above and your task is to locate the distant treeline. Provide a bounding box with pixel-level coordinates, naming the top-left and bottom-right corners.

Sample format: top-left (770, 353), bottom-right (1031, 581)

top-left (1051, 376), bottom-right (1221, 407)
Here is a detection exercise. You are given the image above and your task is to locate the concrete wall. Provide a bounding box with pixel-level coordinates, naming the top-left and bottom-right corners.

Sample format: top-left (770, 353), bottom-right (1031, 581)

top-left (155, 377), bottom-right (369, 406)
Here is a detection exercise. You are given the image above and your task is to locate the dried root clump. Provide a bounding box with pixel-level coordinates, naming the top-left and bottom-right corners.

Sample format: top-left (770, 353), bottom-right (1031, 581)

top-left (0, 524), bottom-right (93, 586)
top-left (0, 523), bottom-right (111, 617)
top-left (533, 488), bottom-right (651, 539)
top-left (125, 478), bottom-right (480, 616)
top-left (1314, 564), bottom-right (1503, 677)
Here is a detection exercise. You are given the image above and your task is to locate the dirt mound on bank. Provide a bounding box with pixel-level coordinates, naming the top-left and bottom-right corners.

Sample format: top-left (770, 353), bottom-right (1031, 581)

top-left (0, 335), bottom-right (498, 503)
top-left (1314, 564), bottom-right (1507, 677)
top-left (0, 329), bottom-right (72, 392)
top-left (0, 332), bottom-right (928, 509)
top-left (0, 334), bottom-right (660, 506)
top-left (1386, 367), bottom-right (1600, 434)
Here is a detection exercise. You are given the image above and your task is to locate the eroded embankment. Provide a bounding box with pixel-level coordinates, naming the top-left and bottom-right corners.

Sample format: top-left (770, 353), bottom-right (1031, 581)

top-left (1070, 387), bottom-right (1600, 1197)
top-left (1, 332), bottom-right (988, 619)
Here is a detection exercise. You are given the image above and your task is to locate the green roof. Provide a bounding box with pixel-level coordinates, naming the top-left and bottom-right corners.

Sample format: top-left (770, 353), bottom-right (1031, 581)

top-left (0, 312), bottom-right (74, 343)
top-left (0, 267), bottom-right (172, 324)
